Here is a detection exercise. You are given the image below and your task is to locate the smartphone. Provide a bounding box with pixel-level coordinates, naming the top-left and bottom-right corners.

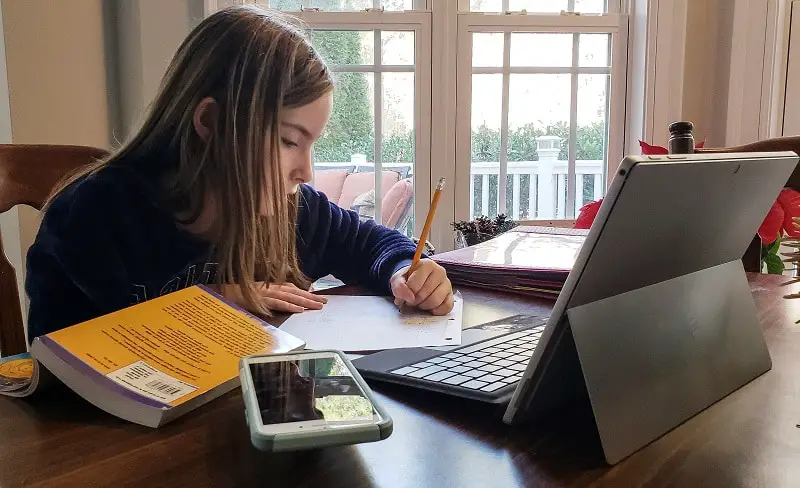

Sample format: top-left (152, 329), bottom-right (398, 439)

top-left (239, 350), bottom-right (392, 452)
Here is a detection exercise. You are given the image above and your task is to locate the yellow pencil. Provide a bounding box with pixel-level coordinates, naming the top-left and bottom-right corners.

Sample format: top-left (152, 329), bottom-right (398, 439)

top-left (407, 177), bottom-right (446, 277)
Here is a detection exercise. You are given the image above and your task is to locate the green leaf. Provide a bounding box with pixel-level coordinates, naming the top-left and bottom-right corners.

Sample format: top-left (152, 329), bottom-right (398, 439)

top-left (769, 234), bottom-right (782, 254)
top-left (764, 252), bottom-right (785, 274)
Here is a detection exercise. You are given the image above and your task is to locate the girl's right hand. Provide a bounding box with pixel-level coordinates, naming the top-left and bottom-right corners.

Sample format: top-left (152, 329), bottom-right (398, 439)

top-left (258, 283), bottom-right (327, 313)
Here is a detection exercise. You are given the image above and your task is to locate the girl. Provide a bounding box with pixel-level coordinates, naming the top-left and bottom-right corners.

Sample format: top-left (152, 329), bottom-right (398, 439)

top-left (25, 5), bottom-right (453, 341)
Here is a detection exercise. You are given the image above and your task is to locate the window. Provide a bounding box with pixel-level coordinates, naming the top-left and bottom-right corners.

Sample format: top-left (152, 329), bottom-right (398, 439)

top-left (267, 0), bottom-right (412, 11)
top-left (470, 0), bottom-right (608, 14)
top-left (456, 0), bottom-right (626, 222)
top-left (230, 0), bottom-right (627, 247)
top-left (260, 1), bottom-right (430, 238)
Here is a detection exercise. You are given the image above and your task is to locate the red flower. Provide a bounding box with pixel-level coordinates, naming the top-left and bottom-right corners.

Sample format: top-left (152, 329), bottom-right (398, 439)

top-left (638, 140), bottom-right (705, 155)
top-left (777, 188), bottom-right (800, 237)
top-left (638, 141), bottom-right (668, 155)
top-left (758, 201), bottom-right (785, 245)
top-left (574, 199), bottom-right (603, 229)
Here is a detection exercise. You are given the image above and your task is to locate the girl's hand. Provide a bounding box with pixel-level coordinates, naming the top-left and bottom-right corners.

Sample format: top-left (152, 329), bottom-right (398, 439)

top-left (258, 283), bottom-right (327, 313)
top-left (216, 282), bottom-right (327, 314)
top-left (391, 260), bottom-right (454, 316)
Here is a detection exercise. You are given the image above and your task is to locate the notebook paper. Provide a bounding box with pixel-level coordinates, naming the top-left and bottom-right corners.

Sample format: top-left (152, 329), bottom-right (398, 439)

top-left (279, 294), bottom-right (463, 352)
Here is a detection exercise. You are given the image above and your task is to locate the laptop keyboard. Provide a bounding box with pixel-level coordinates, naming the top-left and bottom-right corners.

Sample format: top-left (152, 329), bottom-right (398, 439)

top-left (388, 326), bottom-right (545, 393)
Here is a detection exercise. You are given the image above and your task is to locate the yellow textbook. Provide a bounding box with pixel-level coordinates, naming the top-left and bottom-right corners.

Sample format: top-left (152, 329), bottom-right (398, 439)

top-left (1, 285), bottom-right (305, 427)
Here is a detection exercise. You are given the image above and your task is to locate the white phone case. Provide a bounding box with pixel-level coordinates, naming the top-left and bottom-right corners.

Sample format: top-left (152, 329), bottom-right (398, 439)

top-left (239, 349), bottom-right (393, 451)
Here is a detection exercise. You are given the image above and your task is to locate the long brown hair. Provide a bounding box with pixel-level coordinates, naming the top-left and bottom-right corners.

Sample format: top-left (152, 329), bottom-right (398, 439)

top-left (48, 5), bottom-right (333, 315)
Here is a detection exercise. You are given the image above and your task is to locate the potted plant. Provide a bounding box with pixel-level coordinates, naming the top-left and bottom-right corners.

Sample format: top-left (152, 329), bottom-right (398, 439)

top-left (452, 214), bottom-right (517, 247)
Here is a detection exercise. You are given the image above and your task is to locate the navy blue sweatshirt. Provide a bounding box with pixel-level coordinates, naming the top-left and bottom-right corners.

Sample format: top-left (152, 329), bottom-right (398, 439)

top-left (25, 164), bottom-right (418, 341)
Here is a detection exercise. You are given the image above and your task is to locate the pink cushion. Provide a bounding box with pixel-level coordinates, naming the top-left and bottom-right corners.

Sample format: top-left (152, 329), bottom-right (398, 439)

top-left (313, 169), bottom-right (349, 203)
top-left (382, 178), bottom-right (413, 228)
top-left (339, 171), bottom-right (400, 210)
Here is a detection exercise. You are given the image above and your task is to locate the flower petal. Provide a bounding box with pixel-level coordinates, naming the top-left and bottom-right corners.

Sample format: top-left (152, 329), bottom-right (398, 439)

top-left (777, 188), bottom-right (800, 237)
top-left (574, 199), bottom-right (603, 229)
top-left (639, 140), bottom-right (668, 155)
top-left (759, 201), bottom-right (785, 245)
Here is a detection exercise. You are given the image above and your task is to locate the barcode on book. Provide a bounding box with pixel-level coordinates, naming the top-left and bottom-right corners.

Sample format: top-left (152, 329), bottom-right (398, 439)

top-left (145, 379), bottom-right (184, 396)
top-left (107, 360), bottom-right (197, 404)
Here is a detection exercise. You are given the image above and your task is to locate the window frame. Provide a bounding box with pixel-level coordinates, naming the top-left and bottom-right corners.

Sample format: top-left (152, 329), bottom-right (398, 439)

top-left (454, 11), bottom-right (627, 224)
top-left (260, 0), bottom-right (424, 9)
top-left (208, 0), bottom-right (629, 249)
top-left (251, 6), bottom-right (432, 235)
top-left (460, 0), bottom-right (622, 14)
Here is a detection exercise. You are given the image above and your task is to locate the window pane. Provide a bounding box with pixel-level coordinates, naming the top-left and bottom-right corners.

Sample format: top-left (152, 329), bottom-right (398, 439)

top-left (575, 74), bottom-right (608, 213)
top-left (311, 30), bottom-right (374, 65)
top-left (313, 0), bottom-right (374, 9)
top-left (382, 0), bottom-right (413, 9)
top-left (508, 0), bottom-right (569, 12)
top-left (312, 72), bottom-right (375, 232)
top-left (264, 0), bottom-right (303, 9)
top-left (507, 74), bottom-right (570, 220)
top-left (381, 31), bottom-right (414, 65)
top-left (574, 0), bottom-right (607, 13)
top-left (471, 0), bottom-right (575, 11)
top-left (510, 33), bottom-right (572, 67)
top-left (472, 33), bottom-right (504, 68)
top-left (470, 74), bottom-right (503, 219)
top-left (579, 34), bottom-right (610, 67)
top-left (313, 72), bottom-right (375, 166)
top-left (270, 0), bottom-right (413, 10)
top-left (470, 0), bottom-right (503, 11)
top-left (381, 73), bottom-right (415, 234)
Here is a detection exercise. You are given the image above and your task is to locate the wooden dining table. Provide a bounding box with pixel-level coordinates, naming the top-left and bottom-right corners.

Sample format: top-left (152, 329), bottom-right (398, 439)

top-left (1, 273), bottom-right (799, 488)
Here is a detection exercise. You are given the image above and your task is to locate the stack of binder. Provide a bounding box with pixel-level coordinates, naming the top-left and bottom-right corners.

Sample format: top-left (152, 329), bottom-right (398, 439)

top-left (433, 226), bottom-right (587, 299)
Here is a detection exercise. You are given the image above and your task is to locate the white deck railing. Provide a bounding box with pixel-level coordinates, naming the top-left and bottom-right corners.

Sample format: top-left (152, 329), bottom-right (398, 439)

top-left (313, 159), bottom-right (604, 221)
top-left (469, 160), bottom-right (604, 219)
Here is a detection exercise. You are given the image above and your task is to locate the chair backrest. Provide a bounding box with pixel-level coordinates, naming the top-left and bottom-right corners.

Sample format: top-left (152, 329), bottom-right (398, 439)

top-left (668, 125), bottom-right (800, 273)
top-left (382, 178), bottom-right (414, 229)
top-left (338, 170), bottom-right (400, 210)
top-left (0, 144), bottom-right (109, 357)
top-left (695, 136), bottom-right (800, 190)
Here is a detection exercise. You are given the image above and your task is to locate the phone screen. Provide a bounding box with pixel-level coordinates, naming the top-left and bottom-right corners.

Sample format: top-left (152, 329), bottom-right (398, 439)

top-left (249, 355), bottom-right (376, 425)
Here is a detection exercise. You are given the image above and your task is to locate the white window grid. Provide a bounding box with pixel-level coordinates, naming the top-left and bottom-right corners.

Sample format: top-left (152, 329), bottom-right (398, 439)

top-left (213, 0), bottom-right (629, 247)
top-left (454, 6), bottom-right (627, 222)
top-left (258, 4), bottom-right (431, 233)
top-left (262, 0), bottom-right (423, 10)
top-left (461, 0), bottom-right (620, 14)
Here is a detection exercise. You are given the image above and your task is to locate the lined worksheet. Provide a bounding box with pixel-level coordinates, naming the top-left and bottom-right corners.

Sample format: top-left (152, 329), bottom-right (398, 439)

top-left (279, 294), bottom-right (463, 352)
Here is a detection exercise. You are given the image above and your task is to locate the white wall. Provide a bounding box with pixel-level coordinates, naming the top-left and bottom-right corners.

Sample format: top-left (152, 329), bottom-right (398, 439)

top-left (682, 0), bottom-right (734, 147)
top-left (0, 1), bottom-right (204, 330)
top-left (113, 0), bottom-right (205, 138)
top-left (0, 0), bottom-right (23, 325)
top-left (644, 0), bottom-right (738, 147)
top-left (724, 0), bottom-right (773, 145)
top-left (784, 1), bottom-right (800, 135)
top-left (644, 0), bottom-right (788, 148)
top-left (0, 0), bottom-right (112, 328)
top-left (624, 0), bottom-right (649, 155)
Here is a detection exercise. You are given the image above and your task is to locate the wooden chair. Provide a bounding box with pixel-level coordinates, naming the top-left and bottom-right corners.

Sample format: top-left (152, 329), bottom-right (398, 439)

top-left (678, 130), bottom-right (800, 272)
top-left (0, 144), bottom-right (109, 357)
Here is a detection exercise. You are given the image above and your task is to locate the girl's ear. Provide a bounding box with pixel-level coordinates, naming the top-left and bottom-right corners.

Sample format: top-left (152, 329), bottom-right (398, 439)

top-left (193, 97), bottom-right (218, 141)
